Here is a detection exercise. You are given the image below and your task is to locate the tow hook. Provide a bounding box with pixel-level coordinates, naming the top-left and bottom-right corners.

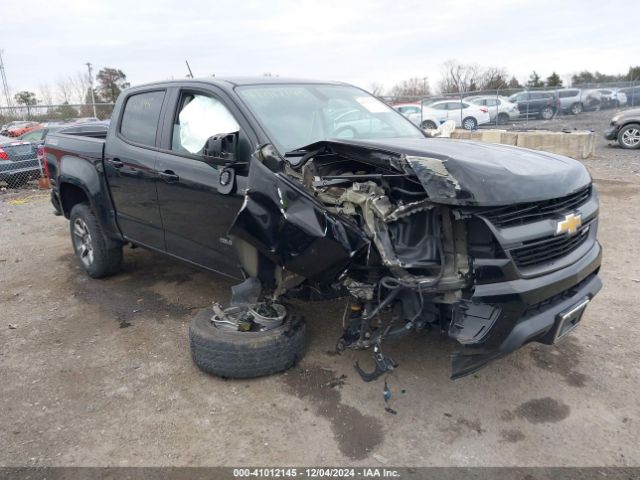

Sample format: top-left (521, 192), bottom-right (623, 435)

top-left (354, 344), bottom-right (398, 382)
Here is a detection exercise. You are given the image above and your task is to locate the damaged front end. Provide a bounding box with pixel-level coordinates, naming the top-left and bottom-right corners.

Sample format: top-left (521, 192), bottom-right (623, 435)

top-left (228, 139), bottom-right (602, 380)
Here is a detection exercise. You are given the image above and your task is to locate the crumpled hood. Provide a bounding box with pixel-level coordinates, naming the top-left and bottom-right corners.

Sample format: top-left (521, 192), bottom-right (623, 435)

top-left (308, 137), bottom-right (592, 206)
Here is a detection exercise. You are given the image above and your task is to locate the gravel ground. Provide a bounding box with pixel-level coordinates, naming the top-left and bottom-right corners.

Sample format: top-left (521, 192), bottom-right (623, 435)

top-left (1, 111), bottom-right (639, 467)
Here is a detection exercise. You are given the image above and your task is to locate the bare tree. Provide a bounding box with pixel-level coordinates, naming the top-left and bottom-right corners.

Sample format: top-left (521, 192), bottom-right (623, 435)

top-left (438, 60), bottom-right (512, 93)
top-left (37, 83), bottom-right (54, 106)
top-left (368, 82), bottom-right (385, 97)
top-left (438, 60), bottom-right (481, 94)
top-left (55, 77), bottom-right (73, 104)
top-left (69, 72), bottom-right (90, 104)
top-left (478, 66), bottom-right (509, 90)
top-left (389, 77), bottom-right (431, 102)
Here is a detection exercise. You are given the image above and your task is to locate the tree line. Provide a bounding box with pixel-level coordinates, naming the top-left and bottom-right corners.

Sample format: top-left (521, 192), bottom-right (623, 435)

top-left (378, 61), bottom-right (640, 101)
top-left (9, 67), bottom-right (130, 120)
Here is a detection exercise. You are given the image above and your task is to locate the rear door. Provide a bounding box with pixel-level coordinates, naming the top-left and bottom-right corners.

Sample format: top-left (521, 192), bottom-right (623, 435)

top-left (104, 89), bottom-right (166, 250)
top-left (154, 86), bottom-right (255, 278)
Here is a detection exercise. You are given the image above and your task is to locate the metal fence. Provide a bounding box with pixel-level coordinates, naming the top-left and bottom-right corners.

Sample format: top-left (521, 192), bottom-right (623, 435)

top-left (0, 102), bottom-right (113, 190)
top-left (381, 80), bottom-right (640, 130)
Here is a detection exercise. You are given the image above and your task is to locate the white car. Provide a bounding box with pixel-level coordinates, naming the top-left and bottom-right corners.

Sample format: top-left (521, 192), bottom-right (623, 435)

top-left (598, 89), bottom-right (628, 108)
top-left (392, 103), bottom-right (441, 129)
top-left (421, 100), bottom-right (491, 130)
top-left (465, 96), bottom-right (519, 124)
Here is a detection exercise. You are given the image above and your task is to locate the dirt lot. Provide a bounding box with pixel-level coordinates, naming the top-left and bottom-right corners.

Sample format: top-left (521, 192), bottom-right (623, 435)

top-left (1, 110), bottom-right (639, 467)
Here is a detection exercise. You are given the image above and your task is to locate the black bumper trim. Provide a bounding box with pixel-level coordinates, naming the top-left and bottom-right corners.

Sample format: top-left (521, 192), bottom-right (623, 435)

top-left (451, 242), bottom-right (602, 379)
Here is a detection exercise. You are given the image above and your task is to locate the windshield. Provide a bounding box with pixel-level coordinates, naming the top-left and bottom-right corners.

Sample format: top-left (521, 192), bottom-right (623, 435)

top-left (236, 84), bottom-right (423, 153)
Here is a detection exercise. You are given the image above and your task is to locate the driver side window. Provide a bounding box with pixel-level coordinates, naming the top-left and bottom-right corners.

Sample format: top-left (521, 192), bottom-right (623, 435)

top-left (171, 93), bottom-right (240, 155)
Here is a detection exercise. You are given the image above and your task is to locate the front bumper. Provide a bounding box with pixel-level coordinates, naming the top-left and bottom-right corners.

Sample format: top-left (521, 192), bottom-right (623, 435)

top-left (604, 125), bottom-right (620, 140)
top-left (451, 241), bottom-right (602, 378)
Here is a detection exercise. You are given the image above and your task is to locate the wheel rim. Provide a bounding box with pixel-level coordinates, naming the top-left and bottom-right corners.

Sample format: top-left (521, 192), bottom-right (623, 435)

top-left (73, 218), bottom-right (94, 267)
top-left (463, 119), bottom-right (475, 130)
top-left (542, 108), bottom-right (553, 119)
top-left (571, 104), bottom-right (581, 114)
top-left (622, 128), bottom-right (640, 147)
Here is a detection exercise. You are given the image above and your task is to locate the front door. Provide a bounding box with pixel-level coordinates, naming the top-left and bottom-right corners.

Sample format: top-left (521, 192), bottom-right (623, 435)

top-left (155, 89), bottom-right (250, 278)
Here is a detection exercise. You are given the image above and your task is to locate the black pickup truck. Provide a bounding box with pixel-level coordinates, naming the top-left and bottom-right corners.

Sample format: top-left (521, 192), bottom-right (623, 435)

top-left (45, 77), bottom-right (602, 381)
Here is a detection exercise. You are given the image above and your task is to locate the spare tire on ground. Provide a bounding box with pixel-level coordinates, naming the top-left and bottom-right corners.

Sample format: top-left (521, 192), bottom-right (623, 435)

top-left (189, 307), bottom-right (307, 379)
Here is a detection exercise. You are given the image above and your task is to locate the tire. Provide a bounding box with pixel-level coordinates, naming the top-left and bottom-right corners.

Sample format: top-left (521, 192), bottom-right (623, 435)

top-left (617, 124), bottom-right (640, 150)
top-left (421, 120), bottom-right (437, 129)
top-left (497, 113), bottom-right (510, 125)
top-left (189, 307), bottom-right (307, 379)
top-left (540, 106), bottom-right (555, 120)
top-left (462, 117), bottom-right (477, 130)
top-left (69, 203), bottom-right (122, 278)
top-left (570, 103), bottom-right (583, 115)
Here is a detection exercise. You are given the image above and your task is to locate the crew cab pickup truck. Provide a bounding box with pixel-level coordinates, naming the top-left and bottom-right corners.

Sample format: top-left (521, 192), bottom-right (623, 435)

top-left (46, 78), bottom-right (602, 381)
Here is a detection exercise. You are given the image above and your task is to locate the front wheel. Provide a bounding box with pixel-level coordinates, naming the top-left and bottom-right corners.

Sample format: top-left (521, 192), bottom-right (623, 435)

top-left (189, 308), bottom-right (307, 379)
top-left (462, 117), bottom-right (477, 130)
top-left (69, 203), bottom-right (122, 278)
top-left (618, 124), bottom-right (640, 149)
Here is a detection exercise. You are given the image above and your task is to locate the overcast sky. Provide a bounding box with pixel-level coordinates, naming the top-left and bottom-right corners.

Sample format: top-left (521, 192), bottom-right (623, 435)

top-left (1, 0), bottom-right (637, 103)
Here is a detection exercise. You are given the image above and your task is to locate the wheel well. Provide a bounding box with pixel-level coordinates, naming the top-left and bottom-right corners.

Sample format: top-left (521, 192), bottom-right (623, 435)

top-left (59, 183), bottom-right (89, 218)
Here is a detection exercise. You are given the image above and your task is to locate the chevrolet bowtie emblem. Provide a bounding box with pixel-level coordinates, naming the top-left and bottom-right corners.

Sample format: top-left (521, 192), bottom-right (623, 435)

top-left (556, 213), bottom-right (582, 235)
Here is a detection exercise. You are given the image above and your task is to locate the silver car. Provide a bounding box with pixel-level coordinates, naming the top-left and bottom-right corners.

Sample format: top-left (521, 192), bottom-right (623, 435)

top-left (554, 89), bottom-right (602, 115)
top-left (466, 96), bottom-right (520, 124)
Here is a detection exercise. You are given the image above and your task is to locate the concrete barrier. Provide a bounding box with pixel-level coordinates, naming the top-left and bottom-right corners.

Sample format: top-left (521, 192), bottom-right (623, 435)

top-left (449, 129), bottom-right (596, 159)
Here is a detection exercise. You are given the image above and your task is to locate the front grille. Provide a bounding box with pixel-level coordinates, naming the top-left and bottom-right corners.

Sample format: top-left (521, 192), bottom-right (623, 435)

top-left (477, 185), bottom-right (592, 228)
top-left (510, 223), bottom-right (591, 268)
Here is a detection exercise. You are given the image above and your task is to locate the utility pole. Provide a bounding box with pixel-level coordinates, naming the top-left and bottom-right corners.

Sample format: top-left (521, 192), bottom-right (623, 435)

top-left (0, 49), bottom-right (14, 114)
top-left (85, 62), bottom-right (98, 118)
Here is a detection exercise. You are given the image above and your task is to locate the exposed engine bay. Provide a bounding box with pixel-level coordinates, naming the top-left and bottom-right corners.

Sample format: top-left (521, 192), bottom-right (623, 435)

top-left (226, 140), bottom-right (476, 381)
top-left (225, 138), bottom-right (600, 381)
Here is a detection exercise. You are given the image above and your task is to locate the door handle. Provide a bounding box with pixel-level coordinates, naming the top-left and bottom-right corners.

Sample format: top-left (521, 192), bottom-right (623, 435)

top-left (159, 170), bottom-right (179, 184)
top-left (108, 158), bottom-right (124, 168)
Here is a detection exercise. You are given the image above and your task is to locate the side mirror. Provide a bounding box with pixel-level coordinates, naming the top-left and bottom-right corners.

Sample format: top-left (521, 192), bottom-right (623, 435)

top-left (203, 132), bottom-right (239, 166)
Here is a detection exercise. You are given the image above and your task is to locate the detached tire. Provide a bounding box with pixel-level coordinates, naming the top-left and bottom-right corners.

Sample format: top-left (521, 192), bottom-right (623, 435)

top-left (69, 203), bottom-right (122, 278)
top-left (189, 308), bottom-right (307, 379)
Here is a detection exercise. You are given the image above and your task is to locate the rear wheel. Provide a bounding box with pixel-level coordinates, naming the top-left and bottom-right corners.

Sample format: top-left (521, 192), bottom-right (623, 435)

top-left (618, 124), bottom-right (640, 149)
top-left (69, 203), bottom-right (122, 278)
top-left (420, 120), bottom-right (437, 129)
top-left (497, 113), bottom-right (510, 125)
top-left (462, 117), bottom-right (477, 130)
top-left (570, 103), bottom-right (583, 115)
top-left (540, 106), bottom-right (555, 120)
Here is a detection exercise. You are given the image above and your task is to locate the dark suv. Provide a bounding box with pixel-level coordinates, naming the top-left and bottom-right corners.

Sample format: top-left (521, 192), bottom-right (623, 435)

top-left (508, 91), bottom-right (558, 119)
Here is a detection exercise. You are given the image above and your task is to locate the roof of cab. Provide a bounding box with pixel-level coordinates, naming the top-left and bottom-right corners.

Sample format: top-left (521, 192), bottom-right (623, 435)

top-left (129, 76), bottom-right (347, 91)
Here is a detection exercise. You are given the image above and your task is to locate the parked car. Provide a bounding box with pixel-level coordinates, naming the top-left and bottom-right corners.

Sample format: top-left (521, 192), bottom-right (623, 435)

top-left (552, 89), bottom-right (599, 115)
top-left (508, 91), bottom-right (558, 119)
top-left (72, 117), bottom-right (100, 123)
top-left (0, 121), bottom-right (42, 137)
top-left (598, 89), bottom-right (628, 108)
top-left (45, 77), bottom-right (602, 382)
top-left (421, 100), bottom-right (491, 130)
top-left (619, 86), bottom-right (640, 106)
top-left (392, 103), bottom-right (441, 129)
top-left (0, 136), bottom-right (41, 187)
top-left (604, 108), bottom-right (640, 149)
top-left (0, 122), bottom-right (111, 188)
top-left (466, 96), bottom-right (520, 124)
